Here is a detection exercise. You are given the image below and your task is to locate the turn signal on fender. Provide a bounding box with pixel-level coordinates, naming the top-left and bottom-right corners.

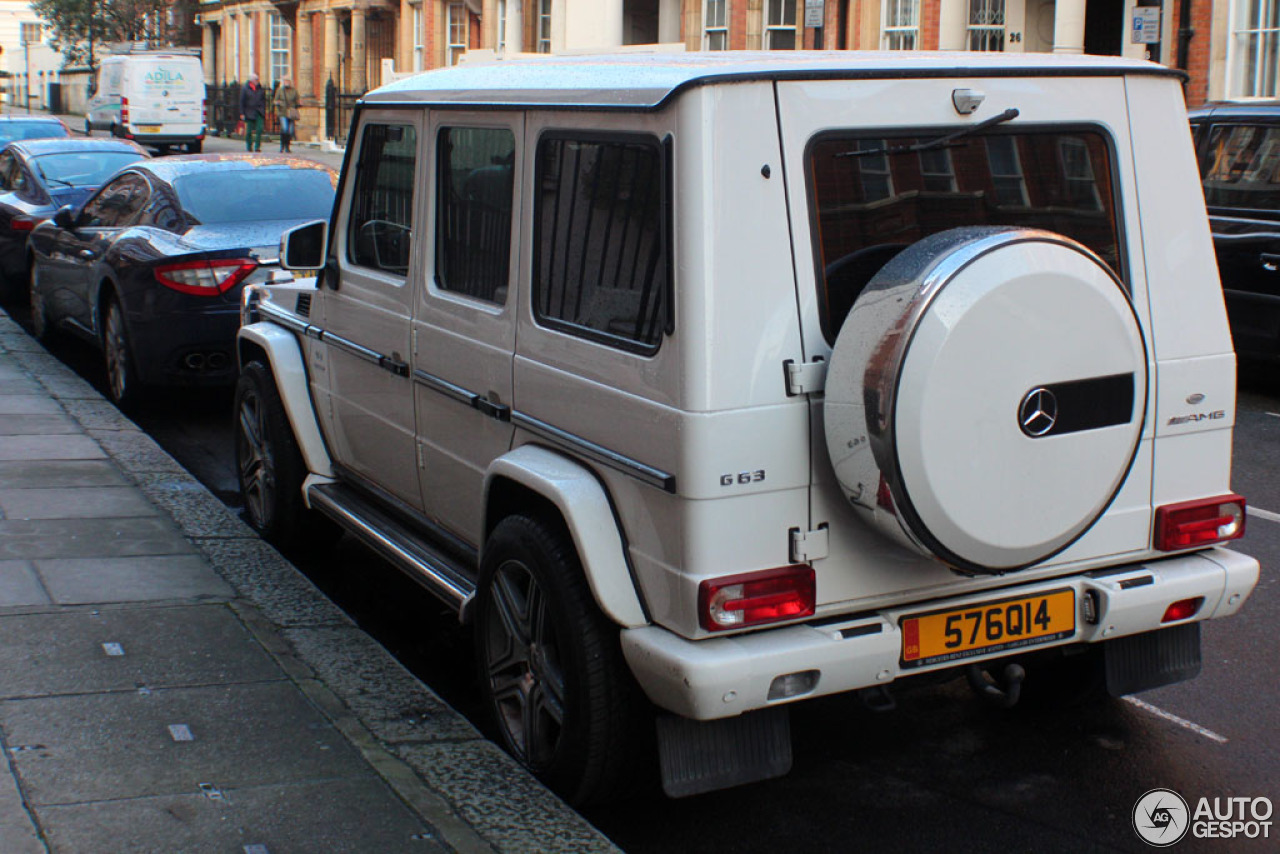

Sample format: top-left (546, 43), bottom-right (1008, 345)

top-left (698, 565), bottom-right (815, 631)
top-left (1153, 494), bottom-right (1245, 551)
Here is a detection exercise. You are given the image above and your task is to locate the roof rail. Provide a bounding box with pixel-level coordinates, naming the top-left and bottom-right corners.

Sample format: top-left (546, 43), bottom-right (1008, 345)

top-left (105, 41), bottom-right (201, 57)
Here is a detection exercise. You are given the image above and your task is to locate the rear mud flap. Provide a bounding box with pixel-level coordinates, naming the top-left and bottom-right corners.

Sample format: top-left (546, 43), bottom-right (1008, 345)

top-left (656, 707), bottom-right (792, 798)
top-left (1105, 622), bottom-right (1202, 697)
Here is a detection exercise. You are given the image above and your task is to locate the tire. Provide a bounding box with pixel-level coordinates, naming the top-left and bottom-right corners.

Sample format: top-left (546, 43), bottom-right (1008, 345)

top-left (29, 260), bottom-right (52, 341)
top-left (102, 297), bottom-right (143, 409)
top-left (476, 514), bottom-right (650, 806)
top-left (234, 361), bottom-right (339, 550)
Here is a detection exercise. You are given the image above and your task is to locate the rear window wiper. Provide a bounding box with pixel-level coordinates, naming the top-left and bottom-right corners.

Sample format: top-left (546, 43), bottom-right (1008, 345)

top-left (837, 108), bottom-right (1021, 158)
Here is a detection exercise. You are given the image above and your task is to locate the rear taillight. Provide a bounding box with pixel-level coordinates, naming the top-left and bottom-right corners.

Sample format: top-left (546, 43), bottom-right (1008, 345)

top-left (202, 98), bottom-right (207, 126)
top-left (121, 96), bottom-right (129, 126)
top-left (1153, 494), bottom-right (1245, 551)
top-left (154, 259), bottom-right (257, 296)
top-left (698, 565), bottom-right (815, 631)
top-left (10, 215), bottom-right (42, 232)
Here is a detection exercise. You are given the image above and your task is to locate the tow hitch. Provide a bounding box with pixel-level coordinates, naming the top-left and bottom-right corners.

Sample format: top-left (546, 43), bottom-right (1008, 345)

top-left (965, 662), bottom-right (1026, 708)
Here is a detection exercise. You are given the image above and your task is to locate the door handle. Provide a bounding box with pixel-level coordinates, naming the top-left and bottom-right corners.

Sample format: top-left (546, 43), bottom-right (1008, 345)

top-left (1262, 253), bottom-right (1279, 272)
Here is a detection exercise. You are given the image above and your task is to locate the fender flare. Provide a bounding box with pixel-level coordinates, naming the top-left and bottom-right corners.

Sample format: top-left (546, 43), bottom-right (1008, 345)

top-left (238, 322), bottom-right (333, 478)
top-left (485, 445), bottom-right (648, 628)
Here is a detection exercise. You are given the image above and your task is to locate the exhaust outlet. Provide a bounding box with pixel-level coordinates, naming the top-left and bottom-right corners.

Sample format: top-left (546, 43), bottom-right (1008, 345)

top-left (184, 353), bottom-right (207, 370)
top-left (207, 352), bottom-right (228, 370)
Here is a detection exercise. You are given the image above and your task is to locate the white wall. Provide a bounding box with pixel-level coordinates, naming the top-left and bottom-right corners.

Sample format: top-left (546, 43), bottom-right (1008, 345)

top-left (0, 1), bottom-right (71, 111)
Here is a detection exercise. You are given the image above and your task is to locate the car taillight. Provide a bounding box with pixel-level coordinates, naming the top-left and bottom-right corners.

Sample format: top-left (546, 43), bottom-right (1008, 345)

top-left (121, 96), bottom-right (129, 125)
top-left (1153, 494), bottom-right (1245, 551)
top-left (698, 565), bottom-right (815, 631)
top-left (154, 259), bottom-right (257, 296)
top-left (10, 215), bottom-right (42, 232)
top-left (202, 98), bottom-right (207, 125)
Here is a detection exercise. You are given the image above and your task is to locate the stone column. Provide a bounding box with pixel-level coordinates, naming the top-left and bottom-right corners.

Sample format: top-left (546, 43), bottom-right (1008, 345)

top-left (324, 11), bottom-right (340, 89)
top-left (298, 11), bottom-right (314, 98)
top-left (351, 7), bottom-right (367, 92)
top-left (202, 24), bottom-right (215, 83)
top-left (1052, 0), bottom-right (1087, 54)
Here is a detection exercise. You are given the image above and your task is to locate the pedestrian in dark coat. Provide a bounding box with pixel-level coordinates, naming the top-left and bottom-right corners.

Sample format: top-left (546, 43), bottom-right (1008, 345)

top-left (239, 73), bottom-right (267, 152)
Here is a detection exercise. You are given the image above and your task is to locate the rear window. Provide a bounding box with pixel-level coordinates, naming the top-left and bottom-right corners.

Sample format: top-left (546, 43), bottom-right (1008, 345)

top-left (173, 168), bottom-right (335, 224)
top-left (1197, 123), bottom-right (1280, 216)
top-left (33, 151), bottom-right (144, 188)
top-left (0, 122), bottom-right (68, 147)
top-left (808, 128), bottom-right (1123, 343)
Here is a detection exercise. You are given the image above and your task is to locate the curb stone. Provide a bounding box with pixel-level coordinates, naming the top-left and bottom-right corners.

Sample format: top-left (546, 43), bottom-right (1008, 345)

top-left (0, 310), bottom-right (619, 853)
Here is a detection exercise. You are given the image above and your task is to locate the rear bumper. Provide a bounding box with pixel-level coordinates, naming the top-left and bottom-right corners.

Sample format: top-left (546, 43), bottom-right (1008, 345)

top-left (621, 547), bottom-right (1259, 720)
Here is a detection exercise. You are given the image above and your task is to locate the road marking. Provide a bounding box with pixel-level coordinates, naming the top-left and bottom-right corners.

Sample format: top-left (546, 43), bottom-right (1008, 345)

top-left (1123, 696), bottom-right (1228, 744)
top-left (1248, 506), bottom-right (1280, 524)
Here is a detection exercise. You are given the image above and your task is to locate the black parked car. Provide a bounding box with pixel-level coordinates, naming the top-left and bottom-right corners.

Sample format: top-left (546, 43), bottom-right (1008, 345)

top-left (0, 115), bottom-right (71, 147)
top-left (28, 154), bottom-right (337, 407)
top-left (0, 137), bottom-right (148, 300)
top-left (1189, 102), bottom-right (1280, 361)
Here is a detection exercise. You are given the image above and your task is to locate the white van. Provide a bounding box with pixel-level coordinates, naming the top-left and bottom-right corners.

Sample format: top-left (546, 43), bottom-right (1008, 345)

top-left (86, 52), bottom-right (205, 153)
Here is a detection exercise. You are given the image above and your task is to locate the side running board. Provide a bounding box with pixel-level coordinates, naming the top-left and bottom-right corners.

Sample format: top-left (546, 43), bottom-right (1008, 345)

top-left (307, 482), bottom-right (478, 622)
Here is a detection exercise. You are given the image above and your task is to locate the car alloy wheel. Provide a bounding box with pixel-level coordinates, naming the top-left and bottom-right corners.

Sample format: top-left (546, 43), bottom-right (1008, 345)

top-left (102, 299), bottom-right (139, 407)
top-left (28, 262), bottom-right (50, 341)
top-left (236, 379), bottom-right (275, 531)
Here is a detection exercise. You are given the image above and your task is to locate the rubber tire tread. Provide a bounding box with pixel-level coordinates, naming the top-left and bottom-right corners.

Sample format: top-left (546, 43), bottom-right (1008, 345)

top-left (477, 513), bottom-right (652, 807)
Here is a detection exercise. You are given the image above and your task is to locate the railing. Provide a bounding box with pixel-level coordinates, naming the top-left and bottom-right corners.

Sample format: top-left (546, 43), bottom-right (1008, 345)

top-left (325, 78), bottom-right (361, 146)
top-left (208, 81), bottom-right (281, 138)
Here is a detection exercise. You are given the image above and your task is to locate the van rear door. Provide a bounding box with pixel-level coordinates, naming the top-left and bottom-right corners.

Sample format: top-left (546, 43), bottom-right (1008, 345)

top-left (127, 57), bottom-right (204, 138)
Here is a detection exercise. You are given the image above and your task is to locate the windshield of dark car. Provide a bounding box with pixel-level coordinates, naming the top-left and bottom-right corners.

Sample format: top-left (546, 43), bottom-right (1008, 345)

top-left (0, 122), bottom-right (69, 147)
top-left (33, 151), bottom-right (145, 187)
top-left (172, 168), bottom-right (336, 224)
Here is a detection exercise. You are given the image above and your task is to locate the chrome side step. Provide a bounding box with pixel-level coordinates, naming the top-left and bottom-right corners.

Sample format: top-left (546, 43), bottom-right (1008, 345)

top-left (307, 482), bottom-right (478, 621)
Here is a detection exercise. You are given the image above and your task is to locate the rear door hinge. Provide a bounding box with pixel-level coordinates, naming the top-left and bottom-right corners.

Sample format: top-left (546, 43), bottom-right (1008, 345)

top-left (789, 524), bottom-right (829, 563)
top-left (784, 358), bottom-right (827, 396)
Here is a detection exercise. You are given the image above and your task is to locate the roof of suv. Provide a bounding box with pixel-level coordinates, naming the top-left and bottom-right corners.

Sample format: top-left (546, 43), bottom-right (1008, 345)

top-left (365, 50), bottom-right (1184, 111)
top-left (1187, 101), bottom-right (1280, 122)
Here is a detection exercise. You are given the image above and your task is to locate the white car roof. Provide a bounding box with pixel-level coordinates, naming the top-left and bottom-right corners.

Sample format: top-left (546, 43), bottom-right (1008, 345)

top-left (364, 50), bottom-right (1182, 111)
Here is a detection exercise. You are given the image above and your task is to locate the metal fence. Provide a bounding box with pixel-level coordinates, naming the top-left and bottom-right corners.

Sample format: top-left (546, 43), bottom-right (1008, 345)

top-left (325, 79), bottom-right (361, 147)
top-left (207, 82), bottom-right (281, 138)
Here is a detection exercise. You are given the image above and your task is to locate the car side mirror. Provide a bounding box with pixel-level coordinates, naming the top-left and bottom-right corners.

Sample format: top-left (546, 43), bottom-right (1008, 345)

top-left (52, 204), bottom-right (78, 230)
top-left (279, 219), bottom-right (328, 271)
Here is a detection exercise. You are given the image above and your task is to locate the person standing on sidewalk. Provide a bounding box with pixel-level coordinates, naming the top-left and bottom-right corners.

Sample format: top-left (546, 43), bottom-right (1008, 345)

top-left (239, 73), bottom-right (267, 152)
top-left (275, 76), bottom-right (300, 153)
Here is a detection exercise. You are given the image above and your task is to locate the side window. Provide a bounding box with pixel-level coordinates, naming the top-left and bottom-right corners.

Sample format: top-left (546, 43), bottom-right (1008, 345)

top-left (1202, 123), bottom-right (1280, 212)
top-left (140, 191), bottom-right (185, 231)
top-left (0, 153), bottom-right (15, 191)
top-left (347, 122), bottom-right (417, 276)
top-left (81, 174), bottom-right (148, 228)
top-left (533, 134), bottom-right (671, 353)
top-left (435, 127), bottom-right (515, 304)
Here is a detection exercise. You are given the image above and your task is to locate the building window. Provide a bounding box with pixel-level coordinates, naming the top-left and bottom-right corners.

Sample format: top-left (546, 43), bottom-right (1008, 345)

top-left (232, 15), bottom-right (241, 80)
top-left (497, 0), bottom-right (507, 54)
top-left (883, 0), bottom-right (919, 49)
top-left (1229, 0), bottom-right (1279, 97)
top-left (766, 0), bottom-right (797, 49)
top-left (538, 0), bottom-right (552, 53)
top-left (704, 0), bottom-right (728, 50)
top-left (269, 13), bottom-right (291, 86)
top-left (1059, 137), bottom-right (1103, 210)
top-left (436, 127), bottom-right (516, 304)
top-left (534, 135), bottom-right (671, 353)
top-left (448, 3), bottom-right (468, 65)
top-left (919, 148), bottom-right (956, 192)
top-left (985, 136), bottom-right (1028, 206)
top-left (968, 0), bottom-right (1005, 51)
top-left (413, 5), bottom-right (424, 71)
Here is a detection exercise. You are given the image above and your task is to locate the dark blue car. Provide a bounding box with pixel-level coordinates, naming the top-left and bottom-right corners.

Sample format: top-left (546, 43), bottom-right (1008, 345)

top-left (28, 154), bottom-right (337, 407)
top-left (0, 137), bottom-right (148, 300)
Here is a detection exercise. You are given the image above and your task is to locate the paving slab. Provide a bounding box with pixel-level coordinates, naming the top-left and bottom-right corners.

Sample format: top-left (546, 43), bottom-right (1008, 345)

top-left (0, 459), bottom-right (128, 489)
top-left (0, 560), bottom-right (51, 607)
top-left (0, 486), bottom-right (158, 520)
top-left (0, 413), bottom-right (78, 436)
top-left (0, 604), bottom-right (281, 699)
top-left (0, 517), bottom-right (194, 561)
top-left (2, 681), bottom-right (374, 805)
top-left (36, 777), bottom-right (444, 854)
top-left (0, 377), bottom-right (43, 396)
top-left (34, 555), bottom-right (232, 604)
top-left (0, 395), bottom-right (62, 415)
top-left (0, 746), bottom-right (43, 854)
top-left (0, 434), bottom-right (105, 462)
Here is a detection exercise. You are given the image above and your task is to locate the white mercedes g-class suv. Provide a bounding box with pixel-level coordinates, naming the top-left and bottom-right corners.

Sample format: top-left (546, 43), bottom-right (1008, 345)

top-left (236, 52), bottom-right (1259, 804)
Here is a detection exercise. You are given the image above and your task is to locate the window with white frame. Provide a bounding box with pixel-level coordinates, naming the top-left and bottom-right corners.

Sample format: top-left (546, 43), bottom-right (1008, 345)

top-left (1229, 0), bottom-right (1279, 97)
top-left (968, 0), bottom-right (1005, 51)
top-left (1060, 137), bottom-right (1103, 210)
top-left (855, 139), bottom-right (893, 202)
top-left (766, 0), bottom-right (797, 49)
top-left (448, 3), bottom-right (467, 66)
top-left (883, 0), bottom-right (919, 49)
top-left (269, 13), bottom-right (290, 86)
top-left (413, 5), bottom-right (424, 71)
top-left (985, 136), bottom-right (1028, 206)
top-left (538, 0), bottom-right (552, 53)
top-left (704, 0), bottom-right (728, 50)
top-left (497, 0), bottom-right (507, 54)
top-left (919, 148), bottom-right (956, 192)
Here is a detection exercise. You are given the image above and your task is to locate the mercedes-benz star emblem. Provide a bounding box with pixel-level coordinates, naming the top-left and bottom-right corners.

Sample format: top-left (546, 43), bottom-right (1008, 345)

top-left (1019, 387), bottom-right (1058, 437)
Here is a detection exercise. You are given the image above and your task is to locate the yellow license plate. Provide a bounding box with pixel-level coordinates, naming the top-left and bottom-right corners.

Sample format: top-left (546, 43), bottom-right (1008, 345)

top-left (900, 588), bottom-right (1076, 668)
top-left (136, 125), bottom-right (162, 133)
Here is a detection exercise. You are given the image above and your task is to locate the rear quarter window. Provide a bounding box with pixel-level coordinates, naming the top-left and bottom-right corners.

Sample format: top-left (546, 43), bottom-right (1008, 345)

top-left (1198, 123), bottom-right (1280, 216)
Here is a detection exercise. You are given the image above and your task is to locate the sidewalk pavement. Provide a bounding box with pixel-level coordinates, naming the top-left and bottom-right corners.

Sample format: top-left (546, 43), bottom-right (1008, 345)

top-left (0, 309), bottom-right (617, 852)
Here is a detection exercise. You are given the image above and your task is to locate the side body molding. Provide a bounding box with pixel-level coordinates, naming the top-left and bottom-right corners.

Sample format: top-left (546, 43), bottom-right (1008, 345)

top-left (486, 445), bottom-right (648, 628)
top-left (238, 322), bottom-right (333, 479)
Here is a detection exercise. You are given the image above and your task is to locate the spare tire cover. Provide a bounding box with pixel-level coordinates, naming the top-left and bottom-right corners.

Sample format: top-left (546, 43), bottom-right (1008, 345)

top-left (824, 227), bottom-right (1146, 574)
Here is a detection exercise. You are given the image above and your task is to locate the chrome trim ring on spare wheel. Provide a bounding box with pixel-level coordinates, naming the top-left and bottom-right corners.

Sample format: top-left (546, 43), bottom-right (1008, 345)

top-left (824, 227), bottom-right (1147, 574)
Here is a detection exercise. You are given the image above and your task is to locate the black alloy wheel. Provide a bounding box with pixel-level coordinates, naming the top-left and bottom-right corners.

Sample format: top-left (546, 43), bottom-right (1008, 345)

top-left (102, 298), bottom-right (141, 408)
top-left (476, 514), bottom-right (650, 806)
top-left (28, 262), bottom-right (51, 341)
